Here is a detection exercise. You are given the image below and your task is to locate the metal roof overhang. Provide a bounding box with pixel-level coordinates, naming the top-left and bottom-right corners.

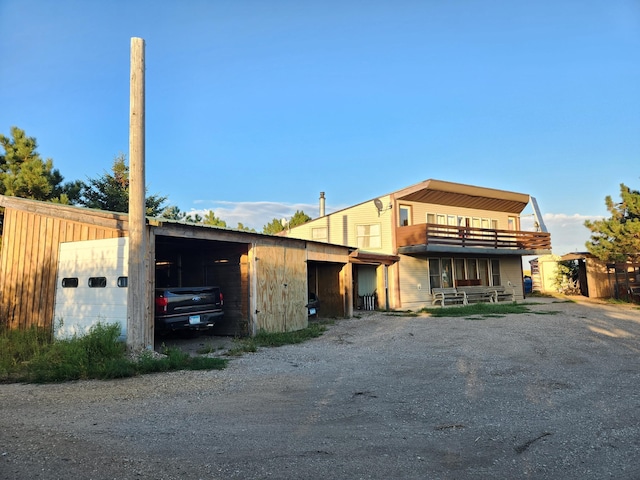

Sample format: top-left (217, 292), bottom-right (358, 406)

top-left (349, 250), bottom-right (400, 265)
top-left (393, 179), bottom-right (530, 214)
top-left (398, 245), bottom-right (552, 256)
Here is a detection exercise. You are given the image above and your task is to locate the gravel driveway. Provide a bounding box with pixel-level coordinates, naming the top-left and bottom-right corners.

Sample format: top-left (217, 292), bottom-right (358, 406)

top-left (2, 297), bottom-right (640, 480)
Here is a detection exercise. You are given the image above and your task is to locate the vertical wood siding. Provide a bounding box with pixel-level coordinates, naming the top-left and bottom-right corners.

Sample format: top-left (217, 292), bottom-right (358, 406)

top-left (254, 244), bottom-right (307, 333)
top-left (0, 209), bottom-right (123, 330)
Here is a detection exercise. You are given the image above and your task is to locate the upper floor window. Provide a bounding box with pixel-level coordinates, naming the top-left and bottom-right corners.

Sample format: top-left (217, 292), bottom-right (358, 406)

top-left (356, 223), bottom-right (381, 249)
top-left (399, 206), bottom-right (411, 226)
top-left (312, 227), bottom-right (328, 242)
top-left (508, 216), bottom-right (518, 231)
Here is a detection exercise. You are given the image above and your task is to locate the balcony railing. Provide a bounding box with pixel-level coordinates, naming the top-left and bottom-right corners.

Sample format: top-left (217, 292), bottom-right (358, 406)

top-left (396, 223), bottom-right (552, 252)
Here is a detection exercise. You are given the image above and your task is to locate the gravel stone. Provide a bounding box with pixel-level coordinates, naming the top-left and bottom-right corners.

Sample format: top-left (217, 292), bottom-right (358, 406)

top-left (1, 297), bottom-right (640, 479)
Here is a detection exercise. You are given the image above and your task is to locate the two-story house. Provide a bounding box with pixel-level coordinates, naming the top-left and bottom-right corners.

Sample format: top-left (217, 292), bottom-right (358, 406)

top-left (282, 179), bottom-right (552, 310)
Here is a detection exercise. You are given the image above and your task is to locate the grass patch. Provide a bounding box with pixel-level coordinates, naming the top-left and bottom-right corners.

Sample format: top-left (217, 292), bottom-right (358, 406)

top-left (422, 302), bottom-right (532, 318)
top-left (0, 322), bottom-right (227, 384)
top-left (226, 321), bottom-right (328, 356)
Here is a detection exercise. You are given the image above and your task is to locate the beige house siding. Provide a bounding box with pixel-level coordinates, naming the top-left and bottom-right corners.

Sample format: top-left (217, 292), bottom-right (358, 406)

top-left (499, 256), bottom-right (525, 301)
top-left (287, 195), bottom-right (395, 254)
top-left (530, 255), bottom-right (560, 293)
top-left (397, 254), bottom-right (430, 309)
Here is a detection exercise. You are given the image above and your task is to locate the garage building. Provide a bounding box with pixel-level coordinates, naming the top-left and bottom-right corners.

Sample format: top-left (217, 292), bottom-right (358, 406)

top-left (0, 196), bottom-right (354, 348)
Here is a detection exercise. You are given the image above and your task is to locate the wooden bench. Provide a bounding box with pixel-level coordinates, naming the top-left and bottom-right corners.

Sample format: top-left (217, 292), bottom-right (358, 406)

top-left (431, 287), bottom-right (466, 307)
top-left (457, 286), bottom-right (495, 304)
top-left (494, 285), bottom-right (516, 302)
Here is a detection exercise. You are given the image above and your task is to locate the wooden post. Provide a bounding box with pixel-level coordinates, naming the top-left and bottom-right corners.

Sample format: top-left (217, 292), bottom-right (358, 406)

top-left (127, 37), bottom-right (151, 352)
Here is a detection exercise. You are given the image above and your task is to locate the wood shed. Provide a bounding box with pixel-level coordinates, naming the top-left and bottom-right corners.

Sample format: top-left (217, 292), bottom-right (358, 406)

top-left (0, 195), bottom-right (353, 348)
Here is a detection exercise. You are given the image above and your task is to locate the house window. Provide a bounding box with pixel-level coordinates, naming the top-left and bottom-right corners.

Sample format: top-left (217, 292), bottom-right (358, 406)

top-left (356, 223), bottom-right (381, 249)
top-left (472, 217), bottom-right (481, 228)
top-left (478, 259), bottom-right (489, 285)
top-left (491, 219), bottom-right (498, 229)
top-left (429, 258), bottom-right (454, 289)
top-left (508, 216), bottom-right (518, 231)
top-left (481, 218), bottom-right (490, 229)
top-left (429, 258), bottom-right (442, 289)
top-left (427, 213), bottom-right (436, 224)
top-left (454, 258), bottom-right (465, 282)
top-left (117, 276), bottom-right (128, 288)
top-left (466, 259), bottom-right (478, 280)
top-left (491, 259), bottom-right (501, 285)
top-left (312, 227), bottom-right (328, 242)
top-left (399, 206), bottom-right (411, 226)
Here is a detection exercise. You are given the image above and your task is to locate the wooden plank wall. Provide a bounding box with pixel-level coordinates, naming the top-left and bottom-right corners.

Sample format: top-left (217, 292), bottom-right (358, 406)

top-left (0, 208), bottom-right (123, 330)
top-left (254, 244), bottom-right (307, 333)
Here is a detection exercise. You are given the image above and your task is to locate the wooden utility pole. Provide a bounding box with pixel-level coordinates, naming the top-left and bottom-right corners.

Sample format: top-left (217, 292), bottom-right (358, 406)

top-left (127, 37), bottom-right (151, 351)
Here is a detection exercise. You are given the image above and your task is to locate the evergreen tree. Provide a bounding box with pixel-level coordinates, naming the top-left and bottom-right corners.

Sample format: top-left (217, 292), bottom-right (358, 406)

top-left (236, 222), bottom-right (256, 232)
top-left (201, 210), bottom-right (227, 227)
top-left (263, 210), bottom-right (311, 234)
top-left (0, 126), bottom-right (67, 201)
top-left (585, 183), bottom-right (640, 263)
top-left (78, 154), bottom-right (167, 216)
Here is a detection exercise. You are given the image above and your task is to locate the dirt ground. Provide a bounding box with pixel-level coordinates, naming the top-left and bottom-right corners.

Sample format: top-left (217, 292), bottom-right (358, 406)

top-left (2, 297), bottom-right (640, 480)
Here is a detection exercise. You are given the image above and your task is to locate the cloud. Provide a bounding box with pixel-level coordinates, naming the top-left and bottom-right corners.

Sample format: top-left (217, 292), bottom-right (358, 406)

top-left (186, 201), bottom-right (605, 257)
top-left (541, 212), bottom-right (604, 256)
top-left (185, 200), bottom-right (344, 231)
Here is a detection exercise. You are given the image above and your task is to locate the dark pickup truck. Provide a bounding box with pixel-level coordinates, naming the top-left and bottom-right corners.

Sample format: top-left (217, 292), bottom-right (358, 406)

top-left (154, 286), bottom-right (224, 335)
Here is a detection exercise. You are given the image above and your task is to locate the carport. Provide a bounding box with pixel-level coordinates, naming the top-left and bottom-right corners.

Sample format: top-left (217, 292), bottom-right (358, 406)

top-left (0, 196), bottom-right (354, 348)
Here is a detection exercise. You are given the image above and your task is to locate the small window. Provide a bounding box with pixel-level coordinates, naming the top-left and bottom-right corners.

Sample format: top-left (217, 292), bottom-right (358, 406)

top-left (491, 259), bottom-right (501, 286)
top-left (426, 213), bottom-right (436, 224)
top-left (88, 277), bottom-right (107, 288)
top-left (61, 277), bottom-right (79, 288)
top-left (356, 223), bottom-right (381, 249)
top-left (117, 276), bottom-right (128, 288)
top-left (312, 227), bottom-right (328, 242)
top-left (399, 206), bottom-right (411, 226)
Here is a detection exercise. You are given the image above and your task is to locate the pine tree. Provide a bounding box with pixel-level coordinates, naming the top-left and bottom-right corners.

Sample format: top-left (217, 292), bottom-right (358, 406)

top-left (78, 154), bottom-right (167, 216)
top-left (585, 183), bottom-right (640, 263)
top-left (0, 126), bottom-right (66, 201)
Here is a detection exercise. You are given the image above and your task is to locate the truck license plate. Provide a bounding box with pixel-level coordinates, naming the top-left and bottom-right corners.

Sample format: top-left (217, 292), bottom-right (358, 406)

top-left (189, 315), bottom-right (201, 324)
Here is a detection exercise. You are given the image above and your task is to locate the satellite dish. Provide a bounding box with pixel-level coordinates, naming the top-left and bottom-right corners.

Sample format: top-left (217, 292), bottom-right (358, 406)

top-left (281, 218), bottom-right (288, 227)
top-left (373, 198), bottom-right (383, 213)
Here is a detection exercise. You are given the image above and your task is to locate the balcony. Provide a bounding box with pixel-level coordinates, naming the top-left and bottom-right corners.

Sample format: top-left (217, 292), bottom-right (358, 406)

top-left (396, 223), bottom-right (552, 255)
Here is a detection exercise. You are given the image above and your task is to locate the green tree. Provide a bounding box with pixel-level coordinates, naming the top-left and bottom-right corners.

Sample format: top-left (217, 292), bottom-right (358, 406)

top-left (160, 205), bottom-right (184, 220)
top-left (236, 222), bottom-right (256, 232)
top-left (201, 210), bottom-right (227, 227)
top-left (263, 210), bottom-right (311, 234)
top-left (585, 183), bottom-right (640, 263)
top-left (78, 154), bottom-right (167, 216)
top-left (0, 126), bottom-right (74, 202)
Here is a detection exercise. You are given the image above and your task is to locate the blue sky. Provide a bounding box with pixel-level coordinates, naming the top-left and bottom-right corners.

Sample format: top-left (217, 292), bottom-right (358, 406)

top-left (1, 0), bottom-right (639, 257)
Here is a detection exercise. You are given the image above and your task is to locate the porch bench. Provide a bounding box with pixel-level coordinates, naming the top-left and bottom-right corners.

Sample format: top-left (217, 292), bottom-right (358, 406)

top-left (494, 285), bottom-right (516, 302)
top-left (431, 287), bottom-right (466, 307)
top-left (457, 286), bottom-right (495, 304)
